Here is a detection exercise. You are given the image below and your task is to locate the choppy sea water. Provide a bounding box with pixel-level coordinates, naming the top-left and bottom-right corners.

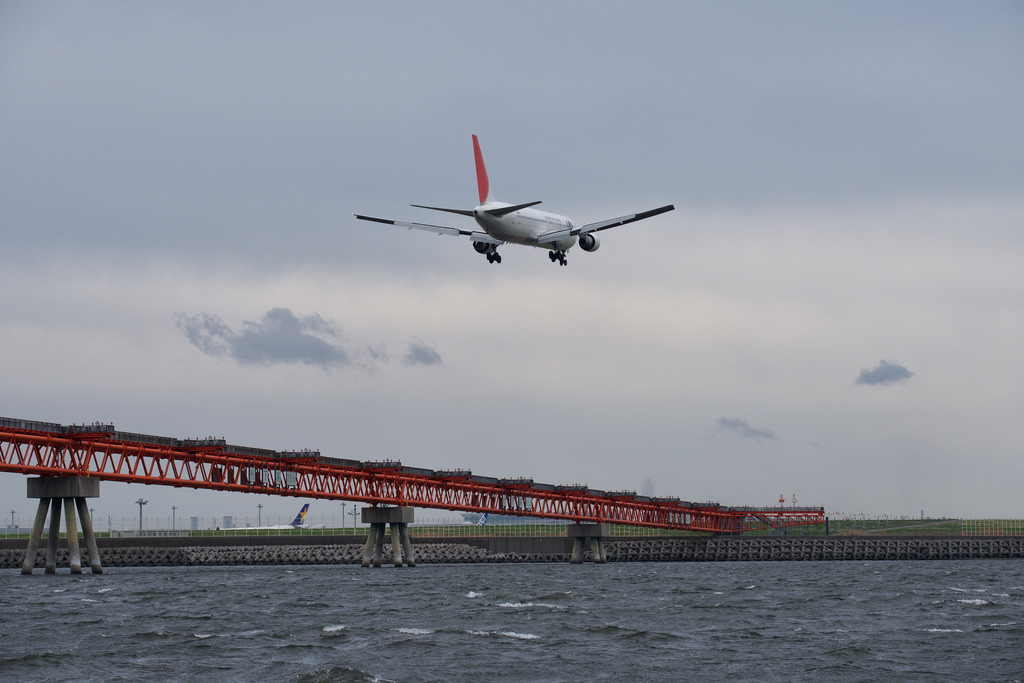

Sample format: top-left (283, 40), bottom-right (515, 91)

top-left (1, 560), bottom-right (1022, 682)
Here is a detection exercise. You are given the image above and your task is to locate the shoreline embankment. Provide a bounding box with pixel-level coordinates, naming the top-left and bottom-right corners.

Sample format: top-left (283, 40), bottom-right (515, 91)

top-left (3, 535), bottom-right (1024, 568)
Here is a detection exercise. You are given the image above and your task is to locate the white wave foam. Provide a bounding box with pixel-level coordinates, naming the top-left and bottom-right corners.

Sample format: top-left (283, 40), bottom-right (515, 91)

top-left (957, 598), bottom-right (993, 606)
top-left (925, 628), bottom-right (963, 633)
top-left (323, 624), bottom-right (346, 633)
top-left (193, 633), bottom-right (213, 639)
top-left (398, 628), bottom-right (435, 635)
top-left (498, 601), bottom-right (563, 610)
top-left (498, 631), bottom-right (539, 640)
top-left (466, 629), bottom-right (540, 640)
top-left (97, 588), bottom-right (114, 593)
top-left (236, 629), bottom-right (267, 638)
top-left (466, 591), bottom-right (483, 598)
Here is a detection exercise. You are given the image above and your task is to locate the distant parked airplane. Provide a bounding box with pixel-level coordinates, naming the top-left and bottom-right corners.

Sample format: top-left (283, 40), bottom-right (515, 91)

top-left (354, 135), bottom-right (674, 266)
top-left (251, 503), bottom-right (311, 530)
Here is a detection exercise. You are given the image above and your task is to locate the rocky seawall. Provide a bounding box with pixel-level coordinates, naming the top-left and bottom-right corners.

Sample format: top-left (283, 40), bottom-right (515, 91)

top-left (3, 535), bottom-right (1023, 568)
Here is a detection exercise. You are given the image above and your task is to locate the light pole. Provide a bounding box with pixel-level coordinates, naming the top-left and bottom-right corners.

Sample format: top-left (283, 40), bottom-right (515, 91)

top-left (257, 503), bottom-right (263, 527)
top-left (341, 503), bottom-right (346, 532)
top-left (136, 498), bottom-right (148, 531)
top-left (172, 506), bottom-right (177, 531)
top-left (348, 506), bottom-right (358, 535)
top-left (10, 509), bottom-right (14, 528)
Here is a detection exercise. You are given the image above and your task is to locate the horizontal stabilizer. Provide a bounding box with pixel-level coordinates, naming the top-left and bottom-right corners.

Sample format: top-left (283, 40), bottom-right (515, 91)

top-left (411, 204), bottom-right (475, 217)
top-left (485, 200), bottom-right (542, 217)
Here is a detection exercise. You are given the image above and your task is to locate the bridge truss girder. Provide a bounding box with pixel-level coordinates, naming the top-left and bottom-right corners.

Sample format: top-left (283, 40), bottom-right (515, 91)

top-left (0, 426), bottom-right (825, 534)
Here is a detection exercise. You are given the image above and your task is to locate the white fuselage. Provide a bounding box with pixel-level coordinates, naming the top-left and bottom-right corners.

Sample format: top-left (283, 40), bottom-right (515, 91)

top-left (474, 202), bottom-right (577, 251)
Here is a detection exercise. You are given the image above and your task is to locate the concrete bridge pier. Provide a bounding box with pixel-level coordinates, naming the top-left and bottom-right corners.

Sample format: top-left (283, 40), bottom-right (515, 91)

top-left (22, 476), bottom-right (102, 575)
top-left (568, 523), bottom-right (610, 564)
top-left (361, 507), bottom-right (416, 568)
top-left (362, 523), bottom-right (382, 567)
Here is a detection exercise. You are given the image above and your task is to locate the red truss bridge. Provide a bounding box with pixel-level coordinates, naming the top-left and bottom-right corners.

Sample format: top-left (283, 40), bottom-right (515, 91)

top-left (1, 417), bottom-right (824, 534)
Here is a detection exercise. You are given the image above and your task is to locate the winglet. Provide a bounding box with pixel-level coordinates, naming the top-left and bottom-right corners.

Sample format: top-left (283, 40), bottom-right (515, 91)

top-left (472, 134), bottom-right (491, 204)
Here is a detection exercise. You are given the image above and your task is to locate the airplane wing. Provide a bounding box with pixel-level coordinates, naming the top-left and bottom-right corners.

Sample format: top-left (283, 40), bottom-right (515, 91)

top-left (353, 214), bottom-right (503, 245)
top-left (578, 204), bottom-right (675, 234)
top-left (536, 204), bottom-right (675, 244)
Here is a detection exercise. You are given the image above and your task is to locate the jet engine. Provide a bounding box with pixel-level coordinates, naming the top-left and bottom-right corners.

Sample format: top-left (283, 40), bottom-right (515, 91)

top-left (473, 241), bottom-right (496, 255)
top-left (578, 233), bottom-right (601, 252)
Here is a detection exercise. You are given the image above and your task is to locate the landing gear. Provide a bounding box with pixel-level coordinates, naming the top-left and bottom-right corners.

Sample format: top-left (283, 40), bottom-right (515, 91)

top-left (548, 250), bottom-right (567, 266)
top-left (474, 241), bottom-right (501, 263)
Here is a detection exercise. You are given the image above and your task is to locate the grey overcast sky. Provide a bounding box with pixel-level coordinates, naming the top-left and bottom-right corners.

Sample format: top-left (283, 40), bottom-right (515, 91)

top-left (2, 1), bottom-right (1023, 526)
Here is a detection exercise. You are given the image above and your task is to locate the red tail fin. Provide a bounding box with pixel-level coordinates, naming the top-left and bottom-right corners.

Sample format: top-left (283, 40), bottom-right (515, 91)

top-left (472, 134), bottom-right (490, 204)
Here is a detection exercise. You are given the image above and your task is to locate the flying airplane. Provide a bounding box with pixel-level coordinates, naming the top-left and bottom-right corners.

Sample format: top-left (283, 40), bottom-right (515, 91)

top-left (249, 503), bottom-right (312, 530)
top-left (354, 135), bottom-right (675, 266)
